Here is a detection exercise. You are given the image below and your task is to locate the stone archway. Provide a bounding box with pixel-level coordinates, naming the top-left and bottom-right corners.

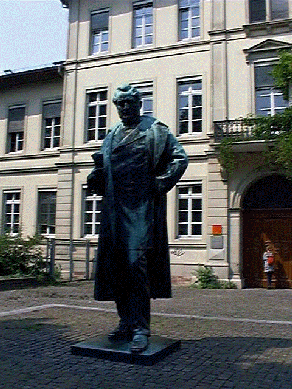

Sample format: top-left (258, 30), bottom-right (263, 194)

top-left (242, 175), bottom-right (292, 288)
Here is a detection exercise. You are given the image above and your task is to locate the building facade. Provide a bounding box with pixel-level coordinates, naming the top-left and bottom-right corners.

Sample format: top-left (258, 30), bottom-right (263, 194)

top-left (1, 0), bottom-right (292, 287)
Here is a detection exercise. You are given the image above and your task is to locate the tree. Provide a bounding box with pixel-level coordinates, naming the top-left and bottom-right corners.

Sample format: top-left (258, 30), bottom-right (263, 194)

top-left (272, 50), bottom-right (292, 102)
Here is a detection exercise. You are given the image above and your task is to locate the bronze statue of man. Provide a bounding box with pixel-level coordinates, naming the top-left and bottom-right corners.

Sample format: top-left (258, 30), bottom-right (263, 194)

top-left (87, 84), bottom-right (188, 353)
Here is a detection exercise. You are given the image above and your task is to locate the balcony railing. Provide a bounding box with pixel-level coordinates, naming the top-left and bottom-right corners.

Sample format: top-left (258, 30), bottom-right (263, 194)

top-left (213, 120), bottom-right (254, 143)
top-left (213, 119), bottom-right (283, 143)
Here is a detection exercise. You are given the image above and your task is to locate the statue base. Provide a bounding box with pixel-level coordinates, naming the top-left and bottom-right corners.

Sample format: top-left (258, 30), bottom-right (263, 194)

top-left (71, 335), bottom-right (181, 365)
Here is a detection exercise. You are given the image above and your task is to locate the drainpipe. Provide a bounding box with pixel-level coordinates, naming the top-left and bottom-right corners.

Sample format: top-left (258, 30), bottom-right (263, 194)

top-left (69, 0), bottom-right (80, 281)
top-left (222, 0), bottom-right (232, 281)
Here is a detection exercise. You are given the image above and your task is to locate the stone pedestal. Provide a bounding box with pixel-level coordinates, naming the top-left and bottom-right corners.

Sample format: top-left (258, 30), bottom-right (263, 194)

top-left (71, 335), bottom-right (181, 365)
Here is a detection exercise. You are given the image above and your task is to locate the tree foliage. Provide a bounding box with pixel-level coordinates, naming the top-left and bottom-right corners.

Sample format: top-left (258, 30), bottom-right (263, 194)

top-left (218, 48), bottom-right (292, 177)
top-left (272, 50), bottom-right (292, 101)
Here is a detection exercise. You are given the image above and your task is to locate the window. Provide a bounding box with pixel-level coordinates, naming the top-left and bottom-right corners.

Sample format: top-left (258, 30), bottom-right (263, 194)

top-left (179, 0), bottom-right (200, 40)
top-left (83, 189), bottom-right (102, 236)
top-left (255, 63), bottom-right (288, 116)
top-left (249, 0), bottom-right (289, 23)
top-left (43, 101), bottom-right (61, 149)
top-left (38, 191), bottom-right (56, 236)
top-left (133, 2), bottom-right (153, 48)
top-left (177, 183), bottom-right (202, 238)
top-left (91, 10), bottom-right (109, 54)
top-left (86, 90), bottom-right (108, 142)
top-left (135, 83), bottom-right (153, 116)
top-left (7, 106), bottom-right (25, 153)
top-left (3, 191), bottom-right (20, 235)
top-left (178, 79), bottom-right (202, 135)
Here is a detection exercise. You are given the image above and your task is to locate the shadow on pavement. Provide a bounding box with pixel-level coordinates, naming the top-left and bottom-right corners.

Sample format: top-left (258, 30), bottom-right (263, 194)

top-left (0, 317), bottom-right (292, 388)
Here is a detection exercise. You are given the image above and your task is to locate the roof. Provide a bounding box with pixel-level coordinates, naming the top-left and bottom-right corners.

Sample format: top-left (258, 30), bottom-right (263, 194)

top-left (0, 63), bottom-right (64, 91)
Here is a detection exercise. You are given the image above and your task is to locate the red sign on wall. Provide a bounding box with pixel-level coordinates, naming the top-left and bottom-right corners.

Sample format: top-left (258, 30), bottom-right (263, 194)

top-left (212, 225), bottom-right (222, 235)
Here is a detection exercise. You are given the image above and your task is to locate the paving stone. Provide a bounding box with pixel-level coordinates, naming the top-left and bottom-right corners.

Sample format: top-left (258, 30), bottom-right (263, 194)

top-left (1, 283), bottom-right (292, 388)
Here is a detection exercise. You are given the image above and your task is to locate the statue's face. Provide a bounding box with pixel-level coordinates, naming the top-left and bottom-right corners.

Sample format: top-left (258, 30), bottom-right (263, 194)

top-left (115, 96), bottom-right (141, 126)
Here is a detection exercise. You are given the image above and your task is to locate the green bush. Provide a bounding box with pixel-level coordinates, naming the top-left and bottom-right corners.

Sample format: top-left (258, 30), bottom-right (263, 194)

top-left (0, 234), bottom-right (46, 277)
top-left (36, 263), bottom-right (62, 285)
top-left (192, 266), bottom-right (237, 289)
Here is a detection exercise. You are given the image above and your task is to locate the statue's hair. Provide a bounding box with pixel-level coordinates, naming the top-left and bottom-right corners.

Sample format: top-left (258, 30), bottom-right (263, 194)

top-left (112, 83), bottom-right (141, 104)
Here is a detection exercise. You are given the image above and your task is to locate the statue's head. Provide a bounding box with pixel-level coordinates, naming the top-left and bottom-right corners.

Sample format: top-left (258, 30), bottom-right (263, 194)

top-left (113, 84), bottom-right (142, 126)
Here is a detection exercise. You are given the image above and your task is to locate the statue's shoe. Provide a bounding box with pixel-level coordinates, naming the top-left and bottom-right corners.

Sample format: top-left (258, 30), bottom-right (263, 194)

top-left (131, 333), bottom-right (149, 353)
top-left (108, 325), bottom-right (133, 341)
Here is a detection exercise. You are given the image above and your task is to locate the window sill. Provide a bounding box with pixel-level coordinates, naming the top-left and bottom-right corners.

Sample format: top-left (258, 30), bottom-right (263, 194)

top-left (176, 235), bottom-right (203, 240)
top-left (41, 148), bottom-right (60, 154)
top-left (177, 133), bottom-right (209, 144)
top-left (243, 18), bottom-right (292, 37)
top-left (85, 140), bottom-right (104, 146)
top-left (6, 150), bottom-right (24, 155)
top-left (178, 132), bottom-right (203, 137)
top-left (170, 240), bottom-right (206, 249)
top-left (82, 235), bottom-right (99, 242)
top-left (88, 51), bottom-right (109, 59)
top-left (130, 43), bottom-right (154, 52)
top-left (42, 234), bottom-right (56, 239)
top-left (178, 36), bottom-right (200, 44)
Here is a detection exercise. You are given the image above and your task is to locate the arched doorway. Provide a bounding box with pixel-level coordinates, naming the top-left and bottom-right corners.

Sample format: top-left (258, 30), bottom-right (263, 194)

top-left (242, 175), bottom-right (292, 288)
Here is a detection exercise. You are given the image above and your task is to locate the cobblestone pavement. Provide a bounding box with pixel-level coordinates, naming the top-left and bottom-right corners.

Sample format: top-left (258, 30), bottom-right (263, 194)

top-left (1, 282), bottom-right (292, 389)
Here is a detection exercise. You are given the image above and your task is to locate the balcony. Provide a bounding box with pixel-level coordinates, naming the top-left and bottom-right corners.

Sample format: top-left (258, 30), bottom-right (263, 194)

top-left (213, 120), bottom-right (254, 143)
top-left (213, 119), bottom-right (283, 143)
top-left (213, 112), bottom-right (292, 176)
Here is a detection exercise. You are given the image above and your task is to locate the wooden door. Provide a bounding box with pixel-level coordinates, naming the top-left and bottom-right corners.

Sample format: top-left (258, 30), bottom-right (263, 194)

top-left (242, 209), bottom-right (292, 288)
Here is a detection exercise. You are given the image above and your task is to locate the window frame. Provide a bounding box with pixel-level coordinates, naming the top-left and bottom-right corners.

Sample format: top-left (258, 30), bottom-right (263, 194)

top-left (131, 82), bottom-right (154, 116)
top-left (83, 186), bottom-right (103, 237)
top-left (90, 9), bottom-right (110, 55)
top-left (176, 181), bottom-right (203, 239)
top-left (133, 1), bottom-right (153, 48)
top-left (42, 100), bottom-right (62, 150)
top-left (177, 77), bottom-right (203, 136)
top-left (37, 189), bottom-right (57, 238)
top-left (179, 0), bottom-right (200, 41)
top-left (249, 0), bottom-right (289, 24)
top-left (3, 190), bottom-right (21, 235)
top-left (7, 105), bottom-right (25, 154)
top-left (254, 61), bottom-right (288, 116)
top-left (85, 89), bottom-right (108, 143)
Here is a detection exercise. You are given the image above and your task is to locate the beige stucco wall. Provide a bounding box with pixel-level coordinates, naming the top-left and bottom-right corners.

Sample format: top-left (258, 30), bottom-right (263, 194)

top-left (0, 80), bottom-right (63, 237)
top-left (67, 0), bottom-right (212, 60)
top-left (2, 0), bottom-right (292, 284)
top-left (61, 0), bottom-right (292, 284)
top-left (0, 81), bottom-right (62, 156)
top-left (65, 48), bottom-right (211, 148)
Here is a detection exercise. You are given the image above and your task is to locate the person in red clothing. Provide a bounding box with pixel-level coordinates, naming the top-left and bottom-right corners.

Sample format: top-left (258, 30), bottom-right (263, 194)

top-left (263, 243), bottom-right (275, 289)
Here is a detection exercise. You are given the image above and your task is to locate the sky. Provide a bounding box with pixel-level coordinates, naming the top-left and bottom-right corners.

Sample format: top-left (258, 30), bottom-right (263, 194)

top-left (0, 0), bottom-right (69, 74)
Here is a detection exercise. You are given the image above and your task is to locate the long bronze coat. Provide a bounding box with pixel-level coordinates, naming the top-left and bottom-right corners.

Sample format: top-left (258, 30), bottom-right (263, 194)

top-left (87, 116), bottom-right (188, 301)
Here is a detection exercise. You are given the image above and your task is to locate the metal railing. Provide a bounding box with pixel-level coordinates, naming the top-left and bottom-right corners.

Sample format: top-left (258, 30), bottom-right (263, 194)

top-left (213, 119), bottom-right (286, 143)
top-left (44, 238), bottom-right (98, 281)
top-left (213, 120), bottom-right (255, 142)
